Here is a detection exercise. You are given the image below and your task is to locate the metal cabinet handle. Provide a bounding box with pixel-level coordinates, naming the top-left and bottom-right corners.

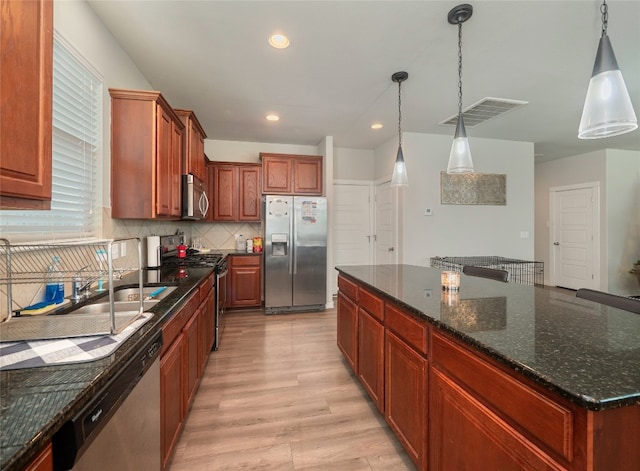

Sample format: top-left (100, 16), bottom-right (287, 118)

top-left (553, 242), bottom-right (560, 246)
top-left (388, 247), bottom-right (395, 252)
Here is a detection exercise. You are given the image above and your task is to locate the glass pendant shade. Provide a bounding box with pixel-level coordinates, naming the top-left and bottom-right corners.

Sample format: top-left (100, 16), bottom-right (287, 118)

top-left (447, 114), bottom-right (474, 174)
top-left (391, 145), bottom-right (408, 186)
top-left (578, 34), bottom-right (638, 139)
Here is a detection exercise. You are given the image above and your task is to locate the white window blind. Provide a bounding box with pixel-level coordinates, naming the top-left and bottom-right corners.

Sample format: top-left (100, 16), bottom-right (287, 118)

top-left (0, 33), bottom-right (102, 241)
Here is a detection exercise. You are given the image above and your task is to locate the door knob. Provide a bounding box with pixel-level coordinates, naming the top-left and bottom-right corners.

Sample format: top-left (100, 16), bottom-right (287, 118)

top-left (553, 242), bottom-right (560, 246)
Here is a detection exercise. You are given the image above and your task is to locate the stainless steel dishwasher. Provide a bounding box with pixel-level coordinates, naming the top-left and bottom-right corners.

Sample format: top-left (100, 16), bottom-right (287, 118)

top-left (52, 331), bottom-right (162, 471)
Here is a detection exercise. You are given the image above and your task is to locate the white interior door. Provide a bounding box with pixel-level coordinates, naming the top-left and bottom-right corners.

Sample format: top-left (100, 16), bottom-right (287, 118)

top-left (375, 182), bottom-right (398, 265)
top-left (333, 183), bottom-right (373, 294)
top-left (550, 184), bottom-right (599, 290)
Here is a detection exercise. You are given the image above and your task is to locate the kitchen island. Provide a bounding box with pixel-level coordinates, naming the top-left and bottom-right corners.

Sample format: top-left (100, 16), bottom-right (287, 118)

top-left (336, 264), bottom-right (640, 471)
top-left (0, 266), bottom-right (214, 471)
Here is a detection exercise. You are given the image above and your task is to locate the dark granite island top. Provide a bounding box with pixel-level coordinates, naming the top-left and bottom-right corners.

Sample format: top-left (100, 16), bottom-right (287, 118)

top-left (336, 264), bottom-right (640, 411)
top-left (0, 267), bottom-right (213, 471)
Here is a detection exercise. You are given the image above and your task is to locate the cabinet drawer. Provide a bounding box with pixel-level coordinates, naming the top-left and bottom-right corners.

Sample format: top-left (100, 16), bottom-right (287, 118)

top-left (161, 292), bottom-right (198, 355)
top-left (359, 286), bottom-right (384, 322)
top-left (385, 302), bottom-right (428, 356)
top-left (432, 331), bottom-right (574, 462)
top-left (338, 275), bottom-right (358, 302)
top-left (231, 254), bottom-right (260, 266)
top-left (199, 273), bottom-right (214, 302)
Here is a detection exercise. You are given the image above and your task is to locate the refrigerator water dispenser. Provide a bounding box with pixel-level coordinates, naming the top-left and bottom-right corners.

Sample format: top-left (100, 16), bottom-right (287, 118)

top-left (271, 233), bottom-right (288, 256)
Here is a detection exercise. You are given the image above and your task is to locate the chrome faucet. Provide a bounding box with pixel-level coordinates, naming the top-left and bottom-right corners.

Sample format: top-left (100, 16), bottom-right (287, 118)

top-left (70, 265), bottom-right (96, 301)
top-left (71, 277), bottom-right (95, 301)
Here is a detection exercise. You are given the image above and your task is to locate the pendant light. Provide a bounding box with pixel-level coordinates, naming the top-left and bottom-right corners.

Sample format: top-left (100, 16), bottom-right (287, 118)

top-left (578, 0), bottom-right (637, 139)
top-left (446, 4), bottom-right (474, 174)
top-left (391, 71), bottom-right (409, 187)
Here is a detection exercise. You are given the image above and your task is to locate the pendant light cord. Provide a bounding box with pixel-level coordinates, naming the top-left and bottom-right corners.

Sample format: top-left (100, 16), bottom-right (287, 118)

top-left (457, 22), bottom-right (463, 116)
top-left (601, 0), bottom-right (608, 36)
top-left (397, 80), bottom-right (403, 148)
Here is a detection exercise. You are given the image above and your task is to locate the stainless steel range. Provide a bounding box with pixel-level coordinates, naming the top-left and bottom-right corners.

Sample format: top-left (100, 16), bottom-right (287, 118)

top-left (151, 235), bottom-right (227, 350)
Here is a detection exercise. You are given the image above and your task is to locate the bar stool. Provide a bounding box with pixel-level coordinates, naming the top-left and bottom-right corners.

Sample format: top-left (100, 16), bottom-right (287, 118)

top-left (575, 288), bottom-right (640, 314)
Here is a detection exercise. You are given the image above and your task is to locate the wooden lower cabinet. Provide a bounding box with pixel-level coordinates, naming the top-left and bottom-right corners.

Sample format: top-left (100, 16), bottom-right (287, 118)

top-left (160, 335), bottom-right (184, 471)
top-left (227, 255), bottom-right (262, 308)
top-left (24, 442), bottom-right (53, 471)
top-left (385, 330), bottom-right (428, 470)
top-left (337, 273), bottom-right (640, 471)
top-left (357, 308), bottom-right (384, 412)
top-left (336, 291), bottom-right (358, 373)
top-left (183, 307), bottom-right (201, 410)
top-left (160, 276), bottom-right (215, 470)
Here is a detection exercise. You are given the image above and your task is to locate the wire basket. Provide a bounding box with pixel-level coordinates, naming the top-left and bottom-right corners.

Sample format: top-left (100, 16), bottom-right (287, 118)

top-left (430, 256), bottom-right (544, 287)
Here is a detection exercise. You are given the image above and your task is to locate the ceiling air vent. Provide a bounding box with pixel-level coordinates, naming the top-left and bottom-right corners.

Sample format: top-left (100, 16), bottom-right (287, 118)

top-left (440, 97), bottom-right (528, 127)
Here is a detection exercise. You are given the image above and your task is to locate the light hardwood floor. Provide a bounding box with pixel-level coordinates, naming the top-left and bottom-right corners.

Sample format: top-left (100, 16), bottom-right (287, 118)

top-left (169, 308), bottom-right (416, 471)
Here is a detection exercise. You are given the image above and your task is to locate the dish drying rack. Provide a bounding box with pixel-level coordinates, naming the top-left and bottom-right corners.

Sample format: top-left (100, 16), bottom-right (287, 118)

top-left (0, 238), bottom-right (144, 337)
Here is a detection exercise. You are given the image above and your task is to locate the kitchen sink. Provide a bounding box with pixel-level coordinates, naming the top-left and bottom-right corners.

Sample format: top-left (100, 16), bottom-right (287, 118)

top-left (70, 300), bottom-right (160, 315)
top-left (0, 286), bottom-right (176, 343)
top-left (110, 286), bottom-right (176, 302)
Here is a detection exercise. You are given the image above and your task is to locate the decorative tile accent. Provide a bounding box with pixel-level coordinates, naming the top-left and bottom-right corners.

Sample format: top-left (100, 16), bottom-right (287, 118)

top-left (441, 172), bottom-right (507, 205)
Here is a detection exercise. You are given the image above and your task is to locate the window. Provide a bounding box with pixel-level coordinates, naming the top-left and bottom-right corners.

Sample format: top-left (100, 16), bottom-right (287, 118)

top-left (0, 33), bottom-right (102, 241)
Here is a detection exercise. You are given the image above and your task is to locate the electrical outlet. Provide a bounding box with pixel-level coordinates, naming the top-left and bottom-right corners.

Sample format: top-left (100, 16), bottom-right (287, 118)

top-left (111, 244), bottom-right (119, 260)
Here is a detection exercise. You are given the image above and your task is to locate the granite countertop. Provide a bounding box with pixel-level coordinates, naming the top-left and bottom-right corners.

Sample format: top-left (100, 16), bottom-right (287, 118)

top-left (0, 266), bottom-right (213, 471)
top-left (336, 265), bottom-right (640, 411)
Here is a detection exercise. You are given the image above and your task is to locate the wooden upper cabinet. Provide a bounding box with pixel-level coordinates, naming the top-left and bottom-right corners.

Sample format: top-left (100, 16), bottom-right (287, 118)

top-left (109, 89), bottom-right (184, 219)
top-left (260, 153), bottom-right (322, 195)
top-left (174, 109), bottom-right (207, 182)
top-left (208, 161), bottom-right (261, 222)
top-left (239, 165), bottom-right (261, 220)
top-left (0, 0), bottom-right (53, 210)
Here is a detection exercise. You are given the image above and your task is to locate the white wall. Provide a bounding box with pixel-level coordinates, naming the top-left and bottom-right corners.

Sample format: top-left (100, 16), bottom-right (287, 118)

top-left (534, 149), bottom-right (640, 295)
top-left (334, 148), bottom-right (375, 181)
top-left (605, 150), bottom-right (640, 295)
top-left (204, 140), bottom-right (319, 163)
top-left (54, 0), bottom-right (153, 212)
top-left (387, 132), bottom-right (535, 267)
top-left (534, 150), bottom-right (608, 288)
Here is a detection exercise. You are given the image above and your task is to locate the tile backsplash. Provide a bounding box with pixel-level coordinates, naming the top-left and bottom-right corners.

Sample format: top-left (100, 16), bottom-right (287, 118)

top-left (1, 208), bottom-right (262, 319)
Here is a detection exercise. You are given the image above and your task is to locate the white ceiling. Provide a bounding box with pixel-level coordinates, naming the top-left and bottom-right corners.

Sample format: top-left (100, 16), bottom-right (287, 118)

top-left (87, 0), bottom-right (640, 163)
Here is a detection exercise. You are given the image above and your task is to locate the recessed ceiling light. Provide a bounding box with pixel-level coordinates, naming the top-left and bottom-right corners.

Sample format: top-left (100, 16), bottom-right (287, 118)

top-left (268, 33), bottom-right (289, 49)
top-left (371, 123), bottom-right (383, 130)
top-left (266, 114), bottom-right (280, 122)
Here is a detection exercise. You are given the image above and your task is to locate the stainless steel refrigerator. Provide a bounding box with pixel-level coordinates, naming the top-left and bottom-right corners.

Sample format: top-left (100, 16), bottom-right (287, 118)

top-left (264, 195), bottom-right (327, 314)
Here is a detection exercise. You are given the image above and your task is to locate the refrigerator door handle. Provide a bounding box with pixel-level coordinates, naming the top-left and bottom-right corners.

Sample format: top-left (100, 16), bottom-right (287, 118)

top-left (290, 206), bottom-right (296, 275)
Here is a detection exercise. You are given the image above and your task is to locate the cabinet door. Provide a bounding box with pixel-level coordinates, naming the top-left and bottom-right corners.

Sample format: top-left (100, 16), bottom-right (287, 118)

top-left (24, 442), bottom-right (53, 471)
top-left (430, 367), bottom-right (566, 471)
top-left (0, 0), bottom-right (53, 209)
top-left (337, 291), bottom-right (358, 373)
top-left (183, 308), bottom-right (201, 410)
top-left (239, 166), bottom-right (261, 220)
top-left (228, 256), bottom-right (262, 308)
top-left (170, 120), bottom-right (182, 217)
top-left (261, 155), bottom-right (292, 194)
top-left (358, 308), bottom-right (384, 412)
top-left (200, 291), bottom-right (214, 362)
top-left (161, 336), bottom-right (184, 470)
top-left (385, 330), bottom-right (428, 470)
top-left (212, 164), bottom-right (237, 221)
top-left (293, 156), bottom-right (323, 195)
top-left (156, 104), bottom-right (173, 217)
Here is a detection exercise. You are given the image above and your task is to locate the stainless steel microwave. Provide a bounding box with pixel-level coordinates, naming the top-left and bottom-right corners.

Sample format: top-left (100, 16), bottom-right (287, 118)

top-left (182, 174), bottom-right (209, 220)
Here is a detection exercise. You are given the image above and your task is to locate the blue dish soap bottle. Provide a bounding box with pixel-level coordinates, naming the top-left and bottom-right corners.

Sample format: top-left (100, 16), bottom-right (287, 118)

top-left (45, 256), bottom-right (65, 304)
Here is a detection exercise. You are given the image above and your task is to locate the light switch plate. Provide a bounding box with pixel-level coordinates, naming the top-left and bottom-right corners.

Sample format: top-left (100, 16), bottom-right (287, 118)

top-left (424, 208), bottom-right (433, 216)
